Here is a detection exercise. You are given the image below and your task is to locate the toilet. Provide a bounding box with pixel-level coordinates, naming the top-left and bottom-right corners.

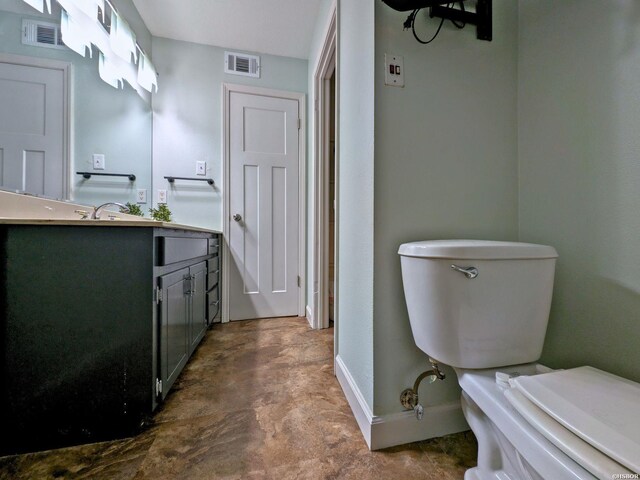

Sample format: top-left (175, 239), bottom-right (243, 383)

top-left (398, 240), bottom-right (640, 480)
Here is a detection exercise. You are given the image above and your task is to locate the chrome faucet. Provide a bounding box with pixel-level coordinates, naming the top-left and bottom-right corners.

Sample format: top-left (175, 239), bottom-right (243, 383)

top-left (92, 202), bottom-right (130, 220)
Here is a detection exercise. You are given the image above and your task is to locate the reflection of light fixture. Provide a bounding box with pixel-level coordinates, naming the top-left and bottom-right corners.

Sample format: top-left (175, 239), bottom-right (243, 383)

top-left (22, 0), bottom-right (51, 14)
top-left (98, 52), bottom-right (123, 89)
top-left (20, 0), bottom-right (158, 93)
top-left (109, 9), bottom-right (137, 63)
top-left (60, 10), bottom-right (92, 57)
top-left (71, 0), bottom-right (104, 22)
top-left (137, 52), bottom-right (158, 93)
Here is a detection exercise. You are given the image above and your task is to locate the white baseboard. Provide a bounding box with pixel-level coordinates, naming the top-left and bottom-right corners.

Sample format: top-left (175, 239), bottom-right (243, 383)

top-left (335, 355), bottom-right (373, 447)
top-left (305, 305), bottom-right (313, 328)
top-left (335, 355), bottom-right (469, 451)
top-left (370, 401), bottom-right (469, 450)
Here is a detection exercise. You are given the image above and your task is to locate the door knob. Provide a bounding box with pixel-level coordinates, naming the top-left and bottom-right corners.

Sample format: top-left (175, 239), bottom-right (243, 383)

top-left (233, 214), bottom-right (242, 222)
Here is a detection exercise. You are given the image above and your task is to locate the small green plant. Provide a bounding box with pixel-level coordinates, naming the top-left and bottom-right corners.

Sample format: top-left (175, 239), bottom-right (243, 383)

top-left (149, 203), bottom-right (173, 222)
top-left (123, 202), bottom-right (144, 217)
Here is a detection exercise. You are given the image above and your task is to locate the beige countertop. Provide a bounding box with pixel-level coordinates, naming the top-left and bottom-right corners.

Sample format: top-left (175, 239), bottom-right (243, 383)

top-left (0, 191), bottom-right (221, 234)
top-left (0, 218), bottom-right (221, 234)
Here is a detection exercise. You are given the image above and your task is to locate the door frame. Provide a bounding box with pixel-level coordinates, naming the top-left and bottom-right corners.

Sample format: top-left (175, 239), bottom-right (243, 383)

top-left (0, 53), bottom-right (72, 200)
top-left (311, 6), bottom-right (337, 330)
top-left (221, 83), bottom-right (307, 323)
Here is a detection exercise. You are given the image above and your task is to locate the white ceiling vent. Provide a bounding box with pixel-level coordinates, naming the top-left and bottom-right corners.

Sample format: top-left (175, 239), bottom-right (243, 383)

top-left (225, 51), bottom-right (260, 78)
top-left (22, 19), bottom-right (65, 50)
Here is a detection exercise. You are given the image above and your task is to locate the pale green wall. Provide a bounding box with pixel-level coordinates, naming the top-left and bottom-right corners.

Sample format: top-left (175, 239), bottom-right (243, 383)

top-left (518, 0), bottom-right (640, 383)
top-left (151, 37), bottom-right (307, 231)
top-left (0, 0), bottom-right (152, 207)
top-left (372, 1), bottom-right (519, 415)
top-left (336, 0), bottom-right (376, 408)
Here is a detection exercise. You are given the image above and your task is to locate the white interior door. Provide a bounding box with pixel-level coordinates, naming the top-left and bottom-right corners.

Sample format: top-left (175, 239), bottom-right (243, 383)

top-left (228, 91), bottom-right (300, 321)
top-left (0, 61), bottom-right (65, 198)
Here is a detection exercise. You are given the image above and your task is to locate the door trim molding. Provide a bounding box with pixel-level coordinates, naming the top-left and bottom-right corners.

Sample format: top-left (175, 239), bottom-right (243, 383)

top-left (0, 53), bottom-right (73, 200)
top-left (221, 83), bottom-right (307, 322)
top-left (311, 5), bottom-right (337, 330)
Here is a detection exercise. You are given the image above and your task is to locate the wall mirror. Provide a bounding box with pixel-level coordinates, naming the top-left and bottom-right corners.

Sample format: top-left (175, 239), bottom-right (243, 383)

top-left (0, 0), bottom-right (152, 208)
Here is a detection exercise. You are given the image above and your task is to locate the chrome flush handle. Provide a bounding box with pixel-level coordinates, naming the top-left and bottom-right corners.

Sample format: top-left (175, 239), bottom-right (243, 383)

top-left (451, 264), bottom-right (479, 279)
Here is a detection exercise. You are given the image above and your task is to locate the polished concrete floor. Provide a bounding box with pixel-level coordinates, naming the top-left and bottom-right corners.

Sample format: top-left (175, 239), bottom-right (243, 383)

top-left (0, 317), bottom-right (477, 479)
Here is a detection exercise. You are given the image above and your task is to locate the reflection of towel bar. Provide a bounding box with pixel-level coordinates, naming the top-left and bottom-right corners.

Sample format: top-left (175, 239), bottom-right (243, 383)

top-left (165, 176), bottom-right (215, 186)
top-left (77, 172), bottom-right (136, 181)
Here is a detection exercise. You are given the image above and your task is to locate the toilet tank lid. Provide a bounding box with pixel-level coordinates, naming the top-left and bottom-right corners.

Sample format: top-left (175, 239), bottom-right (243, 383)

top-left (397, 240), bottom-right (558, 259)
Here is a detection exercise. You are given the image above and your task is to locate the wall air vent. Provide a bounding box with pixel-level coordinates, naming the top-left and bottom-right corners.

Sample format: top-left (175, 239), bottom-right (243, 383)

top-left (224, 51), bottom-right (260, 78)
top-left (22, 19), bottom-right (65, 50)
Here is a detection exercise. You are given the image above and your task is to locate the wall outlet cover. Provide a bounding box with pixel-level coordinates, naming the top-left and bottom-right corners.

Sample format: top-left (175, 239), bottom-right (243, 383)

top-left (93, 154), bottom-right (105, 170)
top-left (384, 54), bottom-right (405, 88)
top-left (136, 189), bottom-right (147, 204)
top-left (196, 161), bottom-right (206, 176)
top-left (157, 189), bottom-right (167, 204)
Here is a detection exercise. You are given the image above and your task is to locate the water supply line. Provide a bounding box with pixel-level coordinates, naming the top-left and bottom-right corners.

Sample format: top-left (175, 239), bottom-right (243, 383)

top-left (400, 358), bottom-right (446, 420)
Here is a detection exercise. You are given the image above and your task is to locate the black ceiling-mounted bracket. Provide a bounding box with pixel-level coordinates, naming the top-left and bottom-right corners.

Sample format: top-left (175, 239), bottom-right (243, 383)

top-left (383, 0), bottom-right (462, 10)
top-left (382, 0), bottom-right (492, 42)
top-left (429, 0), bottom-right (492, 41)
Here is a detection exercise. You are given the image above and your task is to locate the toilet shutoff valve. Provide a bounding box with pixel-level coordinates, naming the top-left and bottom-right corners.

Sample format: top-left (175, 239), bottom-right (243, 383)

top-left (400, 359), bottom-right (446, 421)
top-left (400, 389), bottom-right (425, 420)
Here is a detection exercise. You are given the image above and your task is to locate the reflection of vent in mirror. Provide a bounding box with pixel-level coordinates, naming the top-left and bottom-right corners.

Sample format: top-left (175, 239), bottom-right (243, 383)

top-left (22, 19), bottom-right (65, 49)
top-left (225, 51), bottom-right (260, 78)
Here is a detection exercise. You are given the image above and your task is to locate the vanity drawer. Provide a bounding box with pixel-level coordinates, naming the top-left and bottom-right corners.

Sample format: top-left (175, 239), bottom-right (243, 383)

top-left (159, 237), bottom-right (208, 265)
top-left (207, 285), bottom-right (220, 324)
top-left (207, 256), bottom-right (219, 291)
top-left (208, 237), bottom-right (219, 255)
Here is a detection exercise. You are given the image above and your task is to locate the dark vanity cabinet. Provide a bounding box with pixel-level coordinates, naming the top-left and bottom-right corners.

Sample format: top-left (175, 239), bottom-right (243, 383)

top-left (156, 237), bottom-right (214, 399)
top-left (0, 224), bottom-right (221, 455)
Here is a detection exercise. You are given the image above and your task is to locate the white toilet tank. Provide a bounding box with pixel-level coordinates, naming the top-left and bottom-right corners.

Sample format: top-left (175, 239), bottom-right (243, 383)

top-left (398, 240), bottom-right (558, 369)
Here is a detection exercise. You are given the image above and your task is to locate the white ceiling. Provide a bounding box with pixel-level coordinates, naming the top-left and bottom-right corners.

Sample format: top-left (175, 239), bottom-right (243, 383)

top-left (132, 0), bottom-right (324, 60)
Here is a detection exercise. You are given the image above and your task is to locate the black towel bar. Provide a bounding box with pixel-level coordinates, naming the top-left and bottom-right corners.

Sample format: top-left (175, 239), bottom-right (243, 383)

top-left (77, 172), bottom-right (136, 181)
top-left (165, 176), bottom-right (215, 186)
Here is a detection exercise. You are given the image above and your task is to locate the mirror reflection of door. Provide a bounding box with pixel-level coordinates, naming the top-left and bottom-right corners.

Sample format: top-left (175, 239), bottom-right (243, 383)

top-left (0, 59), bottom-right (67, 199)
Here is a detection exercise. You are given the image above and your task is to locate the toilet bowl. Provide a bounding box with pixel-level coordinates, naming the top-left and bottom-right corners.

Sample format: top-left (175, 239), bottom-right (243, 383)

top-left (398, 240), bottom-right (640, 480)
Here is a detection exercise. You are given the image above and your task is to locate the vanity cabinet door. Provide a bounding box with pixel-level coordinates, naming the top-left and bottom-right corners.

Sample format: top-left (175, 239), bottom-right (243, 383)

top-left (189, 262), bottom-right (207, 355)
top-left (159, 267), bottom-right (190, 399)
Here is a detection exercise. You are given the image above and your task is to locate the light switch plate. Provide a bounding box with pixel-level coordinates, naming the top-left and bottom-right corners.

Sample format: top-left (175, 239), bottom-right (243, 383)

top-left (157, 189), bottom-right (167, 204)
top-left (196, 161), bottom-right (206, 176)
top-left (384, 54), bottom-right (405, 87)
top-left (93, 154), bottom-right (105, 170)
top-left (136, 189), bottom-right (147, 204)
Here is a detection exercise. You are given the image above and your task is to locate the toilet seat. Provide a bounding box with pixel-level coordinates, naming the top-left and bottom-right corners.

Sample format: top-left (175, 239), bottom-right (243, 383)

top-left (457, 364), bottom-right (598, 479)
top-left (507, 366), bottom-right (640, 477)
top-left (504, 389), bottom-right (633, 480)
top-left (457, 363), bottom-right (640, 479)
